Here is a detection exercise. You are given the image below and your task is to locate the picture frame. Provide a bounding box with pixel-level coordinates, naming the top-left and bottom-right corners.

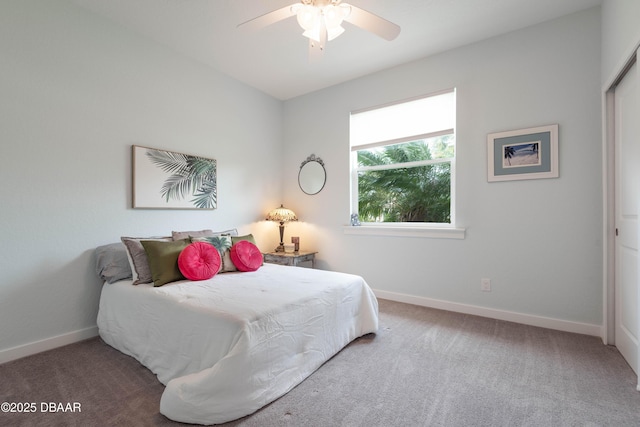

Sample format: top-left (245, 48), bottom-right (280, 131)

top-left (487, 124), bottom-right (558, 182)
top-left (132, 145), bottom-right (217, 209)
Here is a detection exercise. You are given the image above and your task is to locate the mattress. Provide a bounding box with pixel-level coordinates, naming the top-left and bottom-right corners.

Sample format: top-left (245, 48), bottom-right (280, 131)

top-left (97, 263), bottom-right (378, 424)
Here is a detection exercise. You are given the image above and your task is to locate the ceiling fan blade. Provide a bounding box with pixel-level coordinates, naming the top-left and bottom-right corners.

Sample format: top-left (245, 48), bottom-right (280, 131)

top-left (343, 4), bottom-right (401, 41)
top-left (237, 4), bottom-right (297, 32)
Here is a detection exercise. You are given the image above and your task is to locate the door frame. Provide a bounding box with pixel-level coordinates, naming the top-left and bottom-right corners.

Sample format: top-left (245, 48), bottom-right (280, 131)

top-left (602, 45), bottom-right (640, 390)
top-left (602, 48), bottom-right (638, 344)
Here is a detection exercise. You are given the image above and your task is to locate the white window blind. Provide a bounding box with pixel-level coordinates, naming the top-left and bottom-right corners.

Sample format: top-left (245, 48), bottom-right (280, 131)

top-left (350, 89), bottom-right (455, 150)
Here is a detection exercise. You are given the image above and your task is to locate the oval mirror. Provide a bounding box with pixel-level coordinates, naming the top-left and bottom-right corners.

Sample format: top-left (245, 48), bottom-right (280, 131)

top-left (298, 154), bottom-right (326, 195)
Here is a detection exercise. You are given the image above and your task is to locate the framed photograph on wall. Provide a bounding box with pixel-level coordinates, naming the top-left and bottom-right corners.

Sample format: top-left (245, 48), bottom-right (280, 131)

top-left (132, 145), bottom-right (217, 209)
top-left (487, 124), bottom-right (558, 182)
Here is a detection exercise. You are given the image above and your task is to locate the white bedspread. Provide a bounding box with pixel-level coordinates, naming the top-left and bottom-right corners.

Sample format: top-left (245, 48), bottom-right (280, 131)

top-left (97, 263), bottom-right (378, 425)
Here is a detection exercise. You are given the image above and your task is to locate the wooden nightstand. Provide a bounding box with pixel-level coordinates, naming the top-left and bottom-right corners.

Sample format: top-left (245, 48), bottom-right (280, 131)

top-left (263, 251), bottom-right (317, 268)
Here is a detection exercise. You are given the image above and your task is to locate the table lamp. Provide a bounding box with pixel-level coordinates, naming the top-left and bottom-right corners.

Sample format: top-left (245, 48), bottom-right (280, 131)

top-left (266, 204), bottom-right (298, 252)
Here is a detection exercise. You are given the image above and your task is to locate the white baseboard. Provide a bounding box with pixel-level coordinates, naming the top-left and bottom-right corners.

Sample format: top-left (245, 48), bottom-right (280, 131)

top-left (0, 326), bottom-right (99, 365)
top-left (374, 289), bottom-right (603, 337)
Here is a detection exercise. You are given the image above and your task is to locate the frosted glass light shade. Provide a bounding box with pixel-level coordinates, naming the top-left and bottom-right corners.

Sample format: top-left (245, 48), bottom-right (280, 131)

top-left (296, 3), bottom-right (351, 43)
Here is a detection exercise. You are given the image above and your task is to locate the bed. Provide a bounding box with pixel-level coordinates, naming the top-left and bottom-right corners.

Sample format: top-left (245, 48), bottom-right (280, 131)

top-left (96, 257), bottom-right (378, 425)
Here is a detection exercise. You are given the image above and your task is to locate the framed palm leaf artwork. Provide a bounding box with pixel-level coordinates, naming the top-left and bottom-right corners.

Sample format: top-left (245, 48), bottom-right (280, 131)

top-left (487, 124), bottom-right (558, 182)
top-left (132, 145), bottom-right (217, 209)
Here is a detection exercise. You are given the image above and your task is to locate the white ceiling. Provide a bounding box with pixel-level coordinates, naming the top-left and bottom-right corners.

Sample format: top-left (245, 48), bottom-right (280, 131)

top-left (69, 0), bottom-right (601, 100)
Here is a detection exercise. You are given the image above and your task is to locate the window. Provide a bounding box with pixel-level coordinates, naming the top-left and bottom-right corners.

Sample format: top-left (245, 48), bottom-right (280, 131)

top-left (350, 89), bottom-right (456, 226)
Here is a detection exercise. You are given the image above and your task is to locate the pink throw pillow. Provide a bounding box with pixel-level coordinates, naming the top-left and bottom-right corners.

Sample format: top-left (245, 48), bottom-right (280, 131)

top-left (178, 242), bottom-right (221, 281)
top-left (230, 240), bottom-right (262, 272)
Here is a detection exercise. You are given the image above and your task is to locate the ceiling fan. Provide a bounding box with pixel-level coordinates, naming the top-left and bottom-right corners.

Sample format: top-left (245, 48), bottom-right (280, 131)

top-left (237, 0), bottom-right (401, 59)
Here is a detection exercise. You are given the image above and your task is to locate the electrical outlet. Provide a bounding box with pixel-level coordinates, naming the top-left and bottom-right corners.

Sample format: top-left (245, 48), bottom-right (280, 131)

top-left (481, 278), bottom-right (491, 292)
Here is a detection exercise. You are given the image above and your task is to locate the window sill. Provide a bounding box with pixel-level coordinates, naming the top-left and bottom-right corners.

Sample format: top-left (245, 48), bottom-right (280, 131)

top-left (343, 225), bottom-right (465, 239)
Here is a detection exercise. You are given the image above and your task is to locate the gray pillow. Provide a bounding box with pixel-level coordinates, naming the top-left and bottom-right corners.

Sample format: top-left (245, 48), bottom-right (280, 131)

top-left (121, 236), bottom-right (171, 285)
top-left (95, 243), bottom-right (132, 284)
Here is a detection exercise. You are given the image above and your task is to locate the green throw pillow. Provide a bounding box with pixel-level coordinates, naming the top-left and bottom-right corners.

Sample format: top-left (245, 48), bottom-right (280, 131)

top-left (141, 239), bottom-right (190, 287)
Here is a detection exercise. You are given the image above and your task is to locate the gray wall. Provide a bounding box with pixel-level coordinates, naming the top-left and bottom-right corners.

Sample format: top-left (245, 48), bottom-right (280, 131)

top-left (0, 0), bottom-right (283, 357)
top-left (602, 0), bottom-right (640, 85)
top-left (282, 8), bottom-right (603, 329)
top-left (1, 2), bottom-right (622, 360)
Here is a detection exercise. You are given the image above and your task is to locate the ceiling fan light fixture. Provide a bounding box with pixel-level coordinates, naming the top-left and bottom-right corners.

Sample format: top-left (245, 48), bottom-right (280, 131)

top-left (324, 3), bottom-right (351, 29)
top-left (295, 4), bottom-right (319, 32)
top-left (303, 24), bottom-right (343, 42)
top-left (239, 1), bottom-right (400, 58)
top-left (327, 25), bottom-right (345, 41)
top-left (295, 2), bottom-right (351, 43)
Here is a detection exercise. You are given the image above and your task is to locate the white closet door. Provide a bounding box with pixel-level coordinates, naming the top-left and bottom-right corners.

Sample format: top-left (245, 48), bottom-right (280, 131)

top-left (614, 56), bottom-right (639, 377)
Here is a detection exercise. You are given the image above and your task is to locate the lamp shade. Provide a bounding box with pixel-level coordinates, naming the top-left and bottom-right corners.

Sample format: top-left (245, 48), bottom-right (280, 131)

top-left (266, 205), bottom-right (298, 223)
top-left (295, 4), bottom-right (319, 31)
top-left (294, 2), bottom-right (350, 43)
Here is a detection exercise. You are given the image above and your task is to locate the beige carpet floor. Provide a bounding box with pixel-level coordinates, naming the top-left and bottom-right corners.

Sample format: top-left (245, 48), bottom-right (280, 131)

top-left (1, 299), bottom-right (639, 426)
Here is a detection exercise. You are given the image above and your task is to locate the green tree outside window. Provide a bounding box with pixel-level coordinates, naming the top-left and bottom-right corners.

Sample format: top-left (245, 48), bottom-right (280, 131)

top-left (356, 135), bottom-right (453, 223)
